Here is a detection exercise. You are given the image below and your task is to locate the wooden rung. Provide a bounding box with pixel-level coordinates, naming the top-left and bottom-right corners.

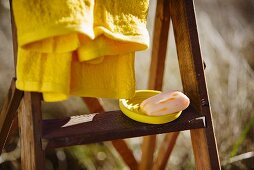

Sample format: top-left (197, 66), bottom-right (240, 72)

top-left (42, 106), bottom-right (205, 149)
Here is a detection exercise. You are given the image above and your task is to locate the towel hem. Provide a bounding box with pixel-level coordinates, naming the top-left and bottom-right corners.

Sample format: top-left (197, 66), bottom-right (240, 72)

top-left (18, 24), bottom-right (150, 50)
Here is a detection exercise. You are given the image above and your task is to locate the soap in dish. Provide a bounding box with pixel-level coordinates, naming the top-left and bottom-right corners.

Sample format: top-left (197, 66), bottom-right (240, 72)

top-left (119, 90), bottom-right (182, 124)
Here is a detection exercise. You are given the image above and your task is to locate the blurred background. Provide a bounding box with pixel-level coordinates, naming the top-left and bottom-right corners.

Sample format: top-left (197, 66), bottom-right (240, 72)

top-left (0, 0), bottom-right (254, 169)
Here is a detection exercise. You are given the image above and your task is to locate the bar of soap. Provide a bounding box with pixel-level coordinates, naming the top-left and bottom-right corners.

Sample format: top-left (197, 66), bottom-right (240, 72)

top-left (140, 91), bottom-right (190, 116)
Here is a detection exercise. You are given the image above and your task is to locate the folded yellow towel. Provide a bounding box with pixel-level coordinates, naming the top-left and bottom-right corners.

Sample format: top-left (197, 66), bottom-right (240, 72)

top-left (16, 48), bottom-right (72, 98)
top-left (13, 0), bottom-right (149, 52)
top-left (13, 0), bottom-right (94, 47)
top-left (17, 48), bottom-right (135, 101)
top-left (70, 53), bottom-right (135, 98)
top-left (23, 33), bottom-right (80, 53)
top-left (13, 0), bottom-right (149, 101)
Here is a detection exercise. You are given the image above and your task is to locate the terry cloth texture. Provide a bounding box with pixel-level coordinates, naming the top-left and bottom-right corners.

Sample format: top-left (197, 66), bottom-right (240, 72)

top-left (13, 0), bottom-right (149, 102)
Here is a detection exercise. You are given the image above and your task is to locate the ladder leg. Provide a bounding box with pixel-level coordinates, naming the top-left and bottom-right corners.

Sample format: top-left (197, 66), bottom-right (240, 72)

top-left (82, 97), bottom-right (138, 170)
top-left (19, 92), bottom-right (45, 170)
top-left (152, 132), bottom-right (179, 170)
top-left (139, 0), bottom-right (170, 170)
top-left (170, 0), bottom-right (220, 169)
top-left (112, 139), bottom-right (138, 170)
top-left (0, 79), bottom-right (23, 154)
top-left (139, 0), bottom-right (171, 169)
top-left (139, 136), bottom-right (157, 170)
top-left (190, 129), bottom-right (213, 170)
top-left (148, 0), bottom-right (170, 90)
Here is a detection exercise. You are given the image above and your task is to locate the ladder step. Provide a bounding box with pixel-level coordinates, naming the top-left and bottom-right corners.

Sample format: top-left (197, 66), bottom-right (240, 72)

top-left (42, 106), bottom-right (206, 149)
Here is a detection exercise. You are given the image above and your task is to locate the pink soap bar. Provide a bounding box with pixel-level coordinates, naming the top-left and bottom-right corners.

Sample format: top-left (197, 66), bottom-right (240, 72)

top-left (140, 91), bottom-right (190, 116)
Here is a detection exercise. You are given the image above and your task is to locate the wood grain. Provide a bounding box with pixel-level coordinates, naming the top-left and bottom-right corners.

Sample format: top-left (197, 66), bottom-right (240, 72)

top-left (82, 97), bottom-right (104, 113)
top-left (82, 97), bottom-right (138, 170)
top-left (42, 106), bottom-right (205, 149)
top-left (148, 0), bottom-right (170, 90)
top-left (19, 92), bottom-right (44, 170)
top-left (140, 0), bottom-right (171, 169)
top-left (0, 0), bottom-right (21, 154)
top-left (0, 79), bottom-right (23, 154)
top-left (170, 0), bottom-right (220, 169)
top-left (139, 135), bottom-right (157, 170)
top-left (190, 128), bottom-right (211, 170)
top-left (112, 139), bottom-right (138, 170)
top-left (152, 132), bottom-right (179, 170)
top-left (4, 116), bottom-right (19, 147)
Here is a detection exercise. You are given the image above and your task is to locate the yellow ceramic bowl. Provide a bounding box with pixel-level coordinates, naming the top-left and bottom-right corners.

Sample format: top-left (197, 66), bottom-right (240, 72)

top-left (119, 90), bottom-right (182, 124)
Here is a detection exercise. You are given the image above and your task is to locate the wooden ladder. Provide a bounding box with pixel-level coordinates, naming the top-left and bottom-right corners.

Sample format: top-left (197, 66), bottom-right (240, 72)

top-left (0, 0), bottom-right (221, 169)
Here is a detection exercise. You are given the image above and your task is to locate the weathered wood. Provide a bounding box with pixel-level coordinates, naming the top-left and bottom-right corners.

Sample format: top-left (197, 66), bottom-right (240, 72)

top-left (190, 129), bottom-right (211, 170)
top-left (82, 97), bottom-right (138, 170)
top-left (148, 0), bottom-right (170, 91)
top-left (0, 79), bottom-right (23, 154)
top-left (19, 92), bottom-right (44, 170)
top-left (112, 139), bottom-right (138, 170)
top-left (139, 135), bottom-right (157, 170)
top-left (140, 0), bottom-right (171, 169)
top-left (5, 116), bottom-right (19, 145)
top-left (0, 0), bottom-right (22, 154)
top-left (152, 132), bottom-right (179, 170)
top-left (0, 80), bottom-right (15, 134)
top-left (42, 106), bottom-right (205, 149)
top-left (82, 97), bottom-right (104, 113)
top-left (170, 0), bottom-right (220, 169)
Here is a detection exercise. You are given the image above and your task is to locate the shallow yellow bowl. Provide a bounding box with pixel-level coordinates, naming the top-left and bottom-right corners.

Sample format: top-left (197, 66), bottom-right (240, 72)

top-left (119, 90), bottom-right (182, 124)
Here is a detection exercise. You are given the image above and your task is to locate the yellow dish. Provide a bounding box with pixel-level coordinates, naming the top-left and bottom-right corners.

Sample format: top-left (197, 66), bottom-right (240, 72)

top-left (119, 90), bottom-right (182, 124)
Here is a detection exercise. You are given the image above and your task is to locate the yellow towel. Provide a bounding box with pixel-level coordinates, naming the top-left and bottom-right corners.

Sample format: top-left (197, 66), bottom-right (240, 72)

top-left (70, 53), bottom-right (135, 98)
top-left (17, 48), bottom-right (135, 101)
top-left (16, 48), bottom-right (72, 101)
top-left (13, 0), bottom-right (149, 102)
top-left (13, 0), bottom-right (149, 52)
